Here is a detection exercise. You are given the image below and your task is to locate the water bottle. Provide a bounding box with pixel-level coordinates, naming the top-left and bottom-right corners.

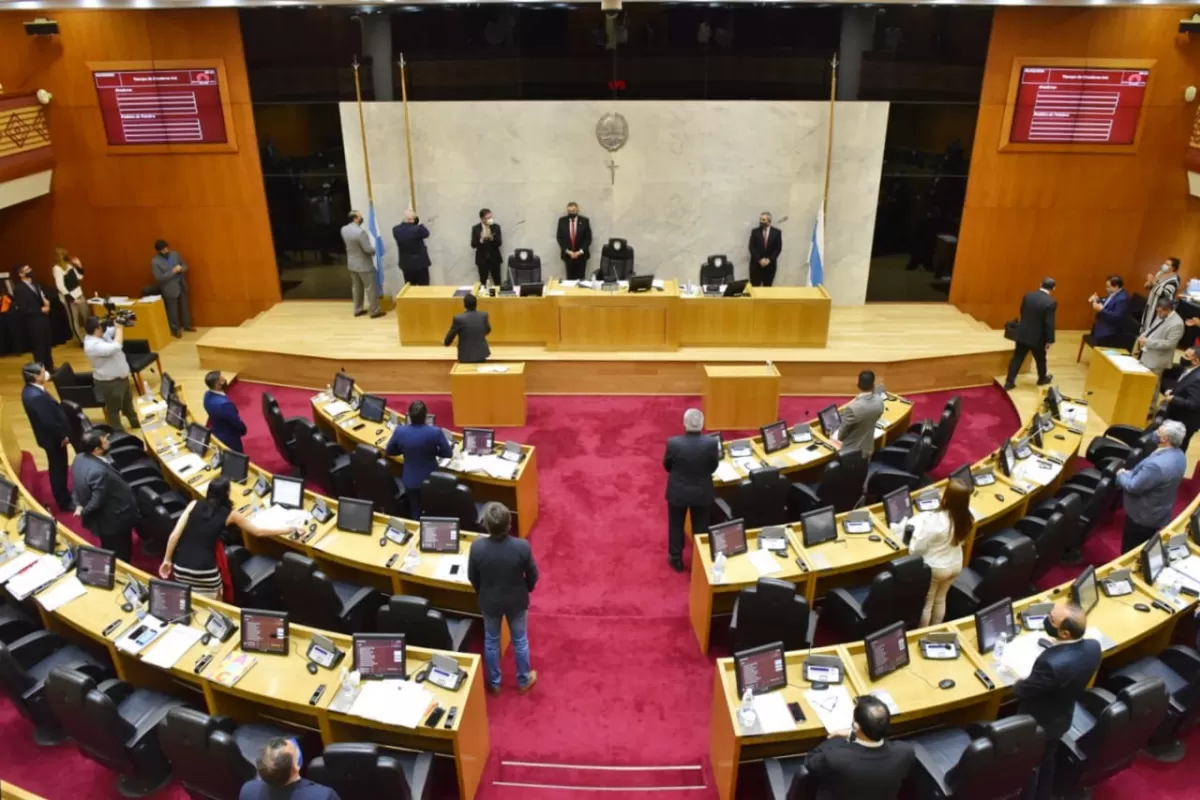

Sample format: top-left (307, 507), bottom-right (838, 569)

top-left (143, 380), bottom-right (154, 404)
top-left (1162, 577), bottom-right (1180, 607)
top-left (993, 631), bottom-right (1008, 662)
top-left (738, 688), bottom-right (757, 728)
top-left (713, 552), bottom-right (727, 583)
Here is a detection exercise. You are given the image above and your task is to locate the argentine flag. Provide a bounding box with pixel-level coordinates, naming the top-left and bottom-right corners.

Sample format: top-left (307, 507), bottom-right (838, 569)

top-left (807, 203), bottom-right (825, 287)
top-left (367, 201), bottom-right (386, 293)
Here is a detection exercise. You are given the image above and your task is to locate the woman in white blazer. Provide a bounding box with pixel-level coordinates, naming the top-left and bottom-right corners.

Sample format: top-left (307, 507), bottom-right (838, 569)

top-left (907, 478), bottom-right (973, 627)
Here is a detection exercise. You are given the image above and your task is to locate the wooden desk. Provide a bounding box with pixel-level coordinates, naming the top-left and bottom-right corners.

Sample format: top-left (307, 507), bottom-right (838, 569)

top-left (87, 296), bottom-right (172, 351)
top-left (1, 784), bottom-right (47, 800)
top-left (395, 284), bottom-right (552, 346)
top-left (703, 364), bottom-right (781, 430)
top-left (450, 363), bottom-right (527, 427)
top-left (679, 286), bottom-right (831, 348)
top-left (547, 279), bottom-right (681, 351)
top-left (1085, 347), bottom-right (1158, 427)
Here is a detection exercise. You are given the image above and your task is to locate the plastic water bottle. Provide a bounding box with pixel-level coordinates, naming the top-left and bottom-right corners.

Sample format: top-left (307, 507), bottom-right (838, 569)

top-left (738, 688), bottom-right (757, 728)
top-left (713, 552), bottom-right (726, 583)
top-left (993, 631), bottom-right (1008, 662)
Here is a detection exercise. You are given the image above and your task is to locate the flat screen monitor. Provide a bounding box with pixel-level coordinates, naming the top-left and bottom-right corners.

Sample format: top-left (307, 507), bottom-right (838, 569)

top-left (974, 598), bottom-right (1016, 654)
top-left (419, 517), bottom-right (460, 553)
top-left (160, 372), bottom-right (176, 403)
top-left (1140, 535), bottom-right (1166, 586)
top-left (352, 633), bottom-right (408, 680)
top-left (184, 422), bottom-right (211, 456)
top-left (165, 399), bottom-right (187, 431)
top-left (76, 545), bottom-right (115, 590)
top-left (949, 464), bottom-right (975, 491)
top-left (998, 441), bottom-right (1017, 477)
top-left (359, 394), bottom-right (386, 423)
top-left (817, 405), bottom-right (842, 438)
top-left (520, 282), bottom-right (545, 297)
top-left (709, 432), bottom-right (724, 455)
top-left (1046, 386), bottom-right (1063, 420)
top-left (271, 476), bottom-right (304, 510)
top-left (882, 488), bottom-right (914, 527)
top-left (0, 477), bottom-right (17, 517)
top-left (628, 274), bottom-right (654, 292)
top-left (221, 451), bottom-right (249, 484)
top-left (240, 609), bottom-right (289, 655)
top-left (733, 641), bottom-right (787, 696)
top-left (801, 506), bottom-right (838, 547)
top-left (148, 578), bottom-right (191, 623)
top-left (332, 372), bottom-right (355, 402)
top-left (23, 511), bottom-right (55, 554)
top-left (723, 279), bottom-right (748, 297)
top-left (865, 621), bottom-right (910, 681)
top-left (337, 497), bottom-right (374, 534)
top-left (1190, 508), bottom-right (1200, 545)
top-left (760, 421), bottom-right (789, 455)
top-left (1071, 565), bottom-right (1099, 613)
top-left (708, 518), bottom-right (748, 560)
top-left (463, 428), bottom-right (495, 455)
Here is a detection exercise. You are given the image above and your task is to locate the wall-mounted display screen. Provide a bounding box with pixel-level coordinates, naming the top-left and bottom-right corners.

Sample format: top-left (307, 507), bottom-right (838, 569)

top-left (1009, 66), bottom-right (1149, 145)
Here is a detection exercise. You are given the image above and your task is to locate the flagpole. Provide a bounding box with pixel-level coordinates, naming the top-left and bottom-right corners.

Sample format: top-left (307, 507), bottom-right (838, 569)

top-left (822, 53), bottom-right (838, 211)
top-left (352, 57), bottom-right (393, 309)
top-left (351, 58), bottom-right (375, 210)
top-left (398, 53), bottom-right (417, 213)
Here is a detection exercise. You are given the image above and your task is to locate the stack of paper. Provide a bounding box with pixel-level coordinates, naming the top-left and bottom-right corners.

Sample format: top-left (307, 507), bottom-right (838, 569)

top-left (478, 365), bottom-right (509, 374)
top-left (323, 400), bottom-right (352, 417)
top-left (714, 462), bottom-right (741, 483)
top-left (1169, 558), bottom-right (1200, 588)
top-left (456, 454), bottom-right (518, 480)
top-left (747, 549), bottom-right (782, 577)
top-left (806, 686), bottom-right (854, 733)
top-left (349, 680), bottom-right (436, 729)
top-left (993, 633), bottom-right (1044, 680)
top-left (733, 457), bottom-right (761, 473)
top-left (788, 447), bottom-right (822, 466)
top-left (138, 400), bottom-right (168, 416)
top-left (6, 555), bottom-right (65, 600)
top-left (0, 552), bottom-right (38, 584)
top-left (253, 505), bottom-right (309, 530)
top-left (37, 575), bottom-right (86, 611)
top-left (1109, 354), bottom-right (1149, 373)
top-left (167, 452), bottom-right (206, 475)
top-left (141, 625), bottom-right (204, 669)
top-left (748, 692), bottom-right (795, 734)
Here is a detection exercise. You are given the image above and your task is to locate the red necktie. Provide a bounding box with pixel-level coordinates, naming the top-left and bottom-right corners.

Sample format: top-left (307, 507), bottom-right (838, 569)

top-left (570, 219), bottom-right (577, 249)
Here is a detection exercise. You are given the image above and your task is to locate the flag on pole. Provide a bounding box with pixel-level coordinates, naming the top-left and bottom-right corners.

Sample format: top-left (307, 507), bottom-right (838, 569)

top-left (807, 203), bottom-right (825, 287)
top-left (367, 202), bottom-right (385, 293)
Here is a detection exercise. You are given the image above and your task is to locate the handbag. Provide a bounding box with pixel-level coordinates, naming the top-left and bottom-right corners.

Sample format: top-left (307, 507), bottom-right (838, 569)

top-left (1003, 320), bottom-right (1020, 342)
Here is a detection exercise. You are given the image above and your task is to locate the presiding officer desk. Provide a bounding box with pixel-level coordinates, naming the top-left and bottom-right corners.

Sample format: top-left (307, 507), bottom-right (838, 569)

top-left (0, 399), bottom-right (491, 800)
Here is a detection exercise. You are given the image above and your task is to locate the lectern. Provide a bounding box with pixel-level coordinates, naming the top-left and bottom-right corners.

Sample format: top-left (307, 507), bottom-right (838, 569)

top-left (702, 364), bottom-right (781, 430)
top-left (450, 363), bottom-right (527, 427)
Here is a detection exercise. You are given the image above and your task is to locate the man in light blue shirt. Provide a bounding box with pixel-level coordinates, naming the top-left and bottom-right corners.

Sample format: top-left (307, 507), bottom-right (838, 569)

top-left (1116, 420), bottom-right (1187, 551)
top-left (82, 316), bottom-right (139, 431)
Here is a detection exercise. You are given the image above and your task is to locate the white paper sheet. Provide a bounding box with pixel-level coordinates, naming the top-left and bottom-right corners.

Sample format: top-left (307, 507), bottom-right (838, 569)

top-left (1060, 402), bottom-right (1088, 424)
top-left (1168, 558), bottom-right (1200, 587)
top-left (434, 555), bottom-right (470, 583)
top-left (167, 453), bottom-right (205, 475)
top-left (252, 505), bottom-right (309, 530)
top-left (747, 549), bottom-right (783, 576)
top-left (545, 290), bottom-right (566, 296)
top-left (751, 692), bottom-right (795, 734)
top-left (138, 400), bottom-right (168, 416)
top-left (714, 462), bottom-right (741, 483)
top-left (456, 454), bottom-right (518, 480)
top-left (0, 552), bottom-right (38, 584)
top-left (349, 680), bottom-right (435, 729)
top-left (559, 280), bottom-right (579, 288)
top-left (993, 633), bottom-right (1046, 680)
top-left (37, 576), bottom-right (86, 611)
top-left (806, 686), bottom-right (854, 733)
top-left (807, 551), bottom-right (831, 570)
top-left (6, 556), bottom-right (65, 600)
top-left (322, 400), bottom-right (352, 417)
top-left (1108, 354), bottom-right (1149, 373)
top-left (788, 447), bottom-right (823, 466)
top-left (141, 625), bottom-right (204, 669)
top-left (868, 688), bottom-right (901, 715)
top-left (733, 456), bottom-right (762, 473)
top-left (477, 365), bottom-right (510, 373)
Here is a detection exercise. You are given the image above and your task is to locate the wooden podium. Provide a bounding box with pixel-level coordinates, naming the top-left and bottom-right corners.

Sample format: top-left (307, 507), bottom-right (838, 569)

top-left (450, 363), bottom-right (527, 427)
top-left (702, 364), bottom-right (781, 430)
top-left (87, 296), bottom-right (171, 351)
top-left (1085, 348), bottom-right (1158, 427)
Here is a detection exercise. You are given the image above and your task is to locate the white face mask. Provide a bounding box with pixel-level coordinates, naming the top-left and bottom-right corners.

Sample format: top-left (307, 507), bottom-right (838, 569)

top-left (1161, 263), bottom-right (1171, 273)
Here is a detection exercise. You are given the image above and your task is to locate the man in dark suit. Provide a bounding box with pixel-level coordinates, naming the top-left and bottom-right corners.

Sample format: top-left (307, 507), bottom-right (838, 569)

top-left (203, 370), bottom-right (247, 454)
top-left (1014, 601), bottom-right (1103, 800)
top-left (468, 502), bottom-right (539, 694)
top-left (1004, 277), bottom-right (1057, 390)
top-left (71, 429), bottom-right (138, 562)
top-left (392, 209), bottom-right (432, 286)
top-left (663, 408), bottom-right (720, 572)
top-left (748, 211), bottom-right (782, 287)
top-left (1087, 275), bottom-right (1130, 346)
top-left (470, 208), bottom-right (503, 286)
top-left (20, 362), bottom-right (73, 512)
top-left (12, 264), bottom-right (55, 371)
top-left (443, 294), bottom-right (491, 364)
top-left (384, 400), bottom-right (453, 519)
top-left (804, 695), bottom-right (915, 800)
top-left (556, 201), bottom-right (592, 281)
top-left (1162, 347), bottom-right (1200, 450)
top-left (240, 738), bottom-right (340, 800)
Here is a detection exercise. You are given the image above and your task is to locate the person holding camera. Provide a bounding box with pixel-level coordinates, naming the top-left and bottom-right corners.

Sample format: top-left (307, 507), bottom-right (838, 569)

top-left (82, 315), bottom-right (140, 432)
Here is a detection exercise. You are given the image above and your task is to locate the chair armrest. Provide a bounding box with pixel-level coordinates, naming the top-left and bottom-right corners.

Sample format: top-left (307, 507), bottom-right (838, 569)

top-left (1160, 646), bottom-right (1200, 680)
top-left (224, 545), bottom-right (250, 571)
top-left (1079, 686), bottom-right (1118, 719)
top-left (789, 482), bottom-right (820, 505)
top-left (97, 678), bottom-right (134, 706)
top-left (826, 587), bottom-right (865, 618)
top-left (210, 714), bottom-right (238, 735)
top-left (9, 631), bottom-right (65, 670)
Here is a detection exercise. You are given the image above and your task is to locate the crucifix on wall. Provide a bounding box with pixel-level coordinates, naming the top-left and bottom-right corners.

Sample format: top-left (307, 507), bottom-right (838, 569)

top-left (606, 158), bottom-right (619, 186)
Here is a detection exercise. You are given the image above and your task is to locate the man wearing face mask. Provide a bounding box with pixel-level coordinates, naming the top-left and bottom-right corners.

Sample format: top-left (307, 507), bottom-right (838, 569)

top-left (21, 362), bottom-right (73, 512)
top-left (203, 370), bottom-right (247, 454)
top-left (393, 208), bottom-right (432, 287)
top-left (72, 430), bottom-right (139, 563)
top-left (470, 208), bottom-right (504, 286)
top-left (556, 202), bottom-right (592, 281)
top-left (1013, 601), bottom-right (1102, 800)
top-left (748, 211), bottom-right (782, 287)
top-left (1115, 420), bottom-right (1187, 551)
top-left (1142, 257), bottom-right (1181, 334)
top-left (12, 264), bottom-right (55, 371)
top-left (1162, 348), bottom-right (1200, 450)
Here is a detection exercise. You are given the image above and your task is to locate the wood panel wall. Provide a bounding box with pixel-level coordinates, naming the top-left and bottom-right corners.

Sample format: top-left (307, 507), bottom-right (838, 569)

top-left (951, 7), bottom-right (1200, 330)
top-left (0, 9), bottom-right (280, 326)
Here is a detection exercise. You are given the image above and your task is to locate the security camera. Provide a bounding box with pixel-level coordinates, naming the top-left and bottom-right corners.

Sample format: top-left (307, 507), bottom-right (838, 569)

top-left (601, 0), bottom-right (622, 19)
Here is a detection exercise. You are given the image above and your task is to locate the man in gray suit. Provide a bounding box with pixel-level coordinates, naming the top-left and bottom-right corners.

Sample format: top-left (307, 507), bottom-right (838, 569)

top-left (663, 408), bottom-right (720, 572)
top-left (341, 210), bottom-right (383, 318)
top-left (1137, 298), bottom-right (1184, 383)
top-left (1116, 420), bottom-right (1187, 551)
top-left (71, 429), bottom-right (138, 563)
top-left (837, 370), bottom-right (885, 458)
top-left (151, 239), bottom-right (193, 337)
top-left (443, 294), bottom-right (491, 363)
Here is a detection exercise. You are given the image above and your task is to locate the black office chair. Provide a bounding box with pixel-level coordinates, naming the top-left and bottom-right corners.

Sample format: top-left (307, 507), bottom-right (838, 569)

top-left (376, 595), bottom-right (473, 652)
top-left (1018, 493), bottom-right (1080, 576)
top-left (0, 631), bottom-right (111, 746)
top-left (225, 546), bottom-right (281, 610)
top-left (712, 468), bottom-right (791, 529)
top-left (945, 530), bottom-right (1037, 620)
top-left (728, 577), bottom-right (815, 654)
top-left (307, 742), bottom-right (433, 800)
top-left (507, 249), bottom-right (542, 285)
top-left (596, 238), bottom-right (635, 281)
top-left (420, 472), bottom-right (484, 532)
top-left (822, 555), bottom-right (931, 642)
top-left (135, 485), bottom-right (185, 555)
top-left (699, 255), bottom-right (734, 286)
top-left (294, 419), bottom-right (352, 497)
top-left (350, 444), bottom-right (406, 517)
top-left (61, 399), bottom-right (144, 466)
top-left (906, 715), bottom-right (1044, 800)
top-left (865, 433), bottom-right (934, 503)
top-left (45, 667), bottom-right (186, 797)
top-left (262, 391), bottom-right (304, 469)
top-left (122, 339), bottom-right (161, 396)
top-left (51, 363), bottom-right (103, 410)
top-left (0, 601), bottom-right (40, 645)
top-left (763, 757), bottom-right (815, 800)
top-left (1056, 474), bottom-right (1117, 550)
top-left (1085, 423), bottom-right (1156, 469)
top-left (158, 707), bottom-right (291, 800)
top-left (1109, 645), bottom-right (1200, 762)
top-left (789, 449), bottom-right (867, 515)
top-left (276, 553), bottom-right (381, 634)
top-left (1054, 679), bottom-right (1170, 794)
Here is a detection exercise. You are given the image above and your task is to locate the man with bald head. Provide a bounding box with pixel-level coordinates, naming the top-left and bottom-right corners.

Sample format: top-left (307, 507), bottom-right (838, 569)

top-left (663, 408), bottom-right (721, 573)
top-left (1014, 600), bottom-right (1102, 799)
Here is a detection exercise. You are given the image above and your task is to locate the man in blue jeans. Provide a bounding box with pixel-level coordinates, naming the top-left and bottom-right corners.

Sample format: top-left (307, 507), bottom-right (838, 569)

top-left (467, 502), bottom-right (539, 694)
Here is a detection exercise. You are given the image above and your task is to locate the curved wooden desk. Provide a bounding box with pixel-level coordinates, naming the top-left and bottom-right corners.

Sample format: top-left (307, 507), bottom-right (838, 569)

top-left (0, 399), bottom-right (491, 800)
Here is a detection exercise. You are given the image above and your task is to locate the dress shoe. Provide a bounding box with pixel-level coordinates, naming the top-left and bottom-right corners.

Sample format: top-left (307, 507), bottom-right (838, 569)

top-left (669, 557), bottom-right (685, 573)
top-left (486, 684), bottom-right (501, 696)
top-left (1003, 382), bottom-right (1016, 391)
top-left (369, 311), bottom-right (385, 319)
top-left (1037, 374), bottom-right (1054, 386)
top-left (517, 671), bottom-right (538, 694)
top-left (184, 326), bottom-right (197, 332)
top-left (171, 329), bottom-right (182, 338)
top-left (353, 310), bottom-right (366, 318)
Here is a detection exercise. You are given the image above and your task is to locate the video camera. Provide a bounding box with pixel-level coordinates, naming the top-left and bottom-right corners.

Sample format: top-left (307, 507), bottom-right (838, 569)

top-left (102, 301), bottom-right (136, 328)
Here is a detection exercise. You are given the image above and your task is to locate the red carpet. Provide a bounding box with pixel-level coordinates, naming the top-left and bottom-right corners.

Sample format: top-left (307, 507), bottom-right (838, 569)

top-left (4, 382), bottom-right (1198, 799)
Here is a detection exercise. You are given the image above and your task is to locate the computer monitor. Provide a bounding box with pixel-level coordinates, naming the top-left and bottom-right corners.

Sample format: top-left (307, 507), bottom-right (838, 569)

top-left (148, 579), bottom-right (191, 623)
top-left (519, 282), bottom-right (545, 297)
top-left (974, 598), bottom-right (1016, 654)
top-left (165, 399), bottom-right (187, 431)
top-left (1013, 435), bottom-right (1033, 460)
top-left (628, 274), bottom-right (654, 293)
top-left (332, 372), bottom-right (355, 402)
top-left (865, 621), bottom-right (910, 681)
top-left (185, 422), bottom-right (211, 456)
top-left (817, 405), bottom-right (841, 438)
top-left (760, 421), bottom-right (789, 455)
top-left (709, 432), bottom-right (724, 455)
top-left (1190, 508), bottom-right (1200, 545)
top-left (352, 633), bottom-right (408, 680)
top-left (1045, 386), bottom-right (1063, 420)
top-left (221, 451), bottom-right (250, 484)
top-left (0, 477), bottom-right (18, 517)
top-left (23, 511), bottom-right (55, 554)
top-left (801, 506), bottom-right (838, 547)
top-left (723, 279), bottom-right (749, 297)
top-left (160, 372), bottom-right (176, 403)
top-left (76, 545), bottom-right (115, 590)
top-left (998, 441), bottom-right (1017, 477)
top-left (882, 487), bottom-right (914, 528)
top-left (733, 641), bottom-right (787, 696)
top-left (336, 497), bottom-right (375, 534)
top-left (1071, 565), bottom-right (1099, 613)
top-left (707, 518), bottom-right (748, 560)
top-left (359, 394), bottom-right (387, 423)
top-left (1140, 535), bottom-right (1166, 586)
top-left (419, 516), bottom-right (460, 553)
top-left (949, 464), bottom-right (975, 491)
top-left (271, 476), bottom-right (304, 510)
top-left (463, 428), bottom-right (495, 455)
top-left (240, 609), bottom-right (289, 655)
